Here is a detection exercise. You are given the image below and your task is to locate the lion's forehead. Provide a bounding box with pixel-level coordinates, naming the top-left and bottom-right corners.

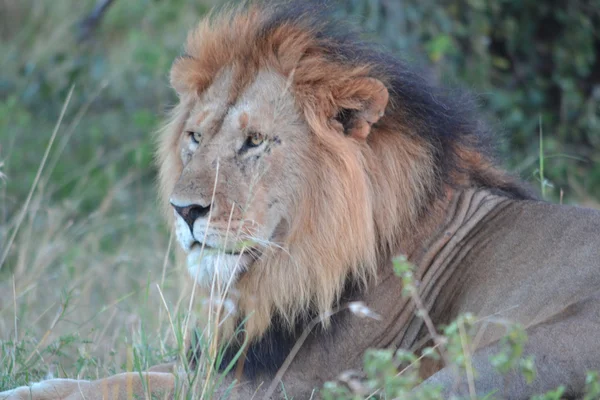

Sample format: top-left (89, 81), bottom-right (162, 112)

top-left (187, 69), bottom-right (301, 137)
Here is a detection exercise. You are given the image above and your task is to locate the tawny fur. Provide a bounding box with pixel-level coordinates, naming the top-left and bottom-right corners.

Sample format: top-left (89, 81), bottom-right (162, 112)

top-left (157, 2), bottom-right (518, 342)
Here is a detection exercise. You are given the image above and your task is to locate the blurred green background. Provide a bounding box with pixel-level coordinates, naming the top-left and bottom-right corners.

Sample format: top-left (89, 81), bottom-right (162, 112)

top-left (1, 0), bottom-right (600, 216)
top-left (338, 0), bottom-right (600, 205)
top-left (0, 0), bottom-right (599, 387)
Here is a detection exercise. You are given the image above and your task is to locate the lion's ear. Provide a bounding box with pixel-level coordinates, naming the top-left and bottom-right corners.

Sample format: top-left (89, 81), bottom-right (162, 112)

top-left (332, 77), bottom-right (389, 140)
top-left (169, 57), bottom-right (210, 97)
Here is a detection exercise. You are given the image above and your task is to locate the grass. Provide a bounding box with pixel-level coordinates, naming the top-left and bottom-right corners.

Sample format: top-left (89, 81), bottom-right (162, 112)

top-left (0, 0), bottom-right (215, 390)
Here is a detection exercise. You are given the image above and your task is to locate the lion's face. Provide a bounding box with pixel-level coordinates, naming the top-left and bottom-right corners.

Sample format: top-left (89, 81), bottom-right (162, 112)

top-left (157, 8), bottom-right (402, 336)
top-left (170, 68), bottom-right (309, 286)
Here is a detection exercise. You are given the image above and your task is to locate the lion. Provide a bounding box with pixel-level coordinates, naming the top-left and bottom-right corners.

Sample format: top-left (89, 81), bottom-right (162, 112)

top-left (3, 1), bottom-right (600, 399)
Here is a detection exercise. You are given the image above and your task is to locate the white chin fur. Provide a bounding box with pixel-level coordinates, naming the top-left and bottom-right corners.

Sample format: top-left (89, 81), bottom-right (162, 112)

top-left (186, 246), bottom-right (245, 287)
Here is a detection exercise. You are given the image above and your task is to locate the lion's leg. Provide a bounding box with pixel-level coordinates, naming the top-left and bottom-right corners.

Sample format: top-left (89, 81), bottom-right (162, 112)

top-left (1, 379), bottom-right (90, 400)
top-left (1, 371), bottom-right (186, 400)
top-left (422, 292), bottom-right (600, 399)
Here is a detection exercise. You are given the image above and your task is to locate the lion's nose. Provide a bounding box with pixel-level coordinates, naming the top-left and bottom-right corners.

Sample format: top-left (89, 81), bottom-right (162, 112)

top-left (171, 203), bottom-right (211, 232)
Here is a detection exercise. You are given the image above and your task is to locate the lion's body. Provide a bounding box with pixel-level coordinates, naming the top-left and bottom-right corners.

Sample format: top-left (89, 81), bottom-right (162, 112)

top-left (3, 2), bottom-right (600, 399)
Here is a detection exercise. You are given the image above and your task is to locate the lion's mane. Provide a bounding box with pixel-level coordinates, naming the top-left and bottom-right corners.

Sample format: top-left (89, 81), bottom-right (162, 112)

top-left (156, 1), bottom-right (529, 349)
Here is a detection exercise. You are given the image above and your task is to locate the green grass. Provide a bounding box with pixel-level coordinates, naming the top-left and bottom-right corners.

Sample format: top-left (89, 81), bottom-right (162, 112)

top-left (0, 0), bottom-right (214, 389)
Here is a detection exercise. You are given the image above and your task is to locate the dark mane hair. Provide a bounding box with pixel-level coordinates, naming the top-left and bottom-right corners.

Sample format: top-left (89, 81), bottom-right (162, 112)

top-left (254, 0), bottom-right (532, 201)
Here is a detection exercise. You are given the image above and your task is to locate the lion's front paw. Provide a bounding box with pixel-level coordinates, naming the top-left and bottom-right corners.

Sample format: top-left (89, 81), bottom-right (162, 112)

top-left (1, 379), bottom-right (90, 400)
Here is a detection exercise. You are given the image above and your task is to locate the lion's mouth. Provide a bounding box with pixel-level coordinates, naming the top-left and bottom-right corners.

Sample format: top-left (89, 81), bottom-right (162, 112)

top-left (190, 241), bottom-right (262, 260)
top-left (190, 241), bottom-right (243, 256)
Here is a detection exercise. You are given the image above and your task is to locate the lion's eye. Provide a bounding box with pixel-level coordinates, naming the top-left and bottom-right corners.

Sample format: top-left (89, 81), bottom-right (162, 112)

top-left (246, 131), bottom-right (265, 148)
top-left (188, 131), bottom-right (201, 144)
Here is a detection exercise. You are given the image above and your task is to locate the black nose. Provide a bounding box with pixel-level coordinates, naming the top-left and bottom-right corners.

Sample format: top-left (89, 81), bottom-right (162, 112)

top-left (172, 203), bottom-right (211, 232)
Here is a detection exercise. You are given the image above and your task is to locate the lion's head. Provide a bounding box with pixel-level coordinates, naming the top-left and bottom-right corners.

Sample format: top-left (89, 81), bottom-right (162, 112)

top-left (157, 2), bottom-right (525, 341)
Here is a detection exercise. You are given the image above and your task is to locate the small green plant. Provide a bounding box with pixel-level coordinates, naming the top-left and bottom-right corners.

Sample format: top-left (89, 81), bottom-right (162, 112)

top-left (0, 289), bottom-right (98, 390)
top-left (489, 324), bottom-right (536, 384)
top-left (584, 371), bottom-right (600, 400)
top-left (321, 256), bottom-right (599, 400)
top-left (530, 386), bottom-right (565, 400)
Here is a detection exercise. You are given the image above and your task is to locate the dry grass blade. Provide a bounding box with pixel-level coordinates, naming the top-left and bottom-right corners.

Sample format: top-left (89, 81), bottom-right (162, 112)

top-left (458, 318), bottom-right (476, 399)
top-left (262, 302), bottom-right (381, 400)
top-left (0, 85), bottom-right (74, 271)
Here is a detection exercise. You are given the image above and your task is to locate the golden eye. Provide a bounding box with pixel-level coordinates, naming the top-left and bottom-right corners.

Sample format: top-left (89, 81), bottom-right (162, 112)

top-left (247, 131), bottom-right (264, 147)
top-left (188, 131), bottom-right (201, 144)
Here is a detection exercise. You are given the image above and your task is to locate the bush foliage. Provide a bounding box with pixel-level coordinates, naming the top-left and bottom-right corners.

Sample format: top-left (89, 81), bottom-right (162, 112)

top-left (339, 0), bottom-right (600, 202)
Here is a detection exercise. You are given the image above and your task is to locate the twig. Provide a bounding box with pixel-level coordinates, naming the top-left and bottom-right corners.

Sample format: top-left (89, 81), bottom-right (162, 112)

top-left (78, 0), bottom-right (117, 42)
top-left (262, 310), bottom-right (337, 400)
top-left (260, 302), bottom-right (379, 400)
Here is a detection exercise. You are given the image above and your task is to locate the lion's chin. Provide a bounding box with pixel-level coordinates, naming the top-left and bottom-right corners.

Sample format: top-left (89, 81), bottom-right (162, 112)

top-left (186, 244), bottom-right (250, 287)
